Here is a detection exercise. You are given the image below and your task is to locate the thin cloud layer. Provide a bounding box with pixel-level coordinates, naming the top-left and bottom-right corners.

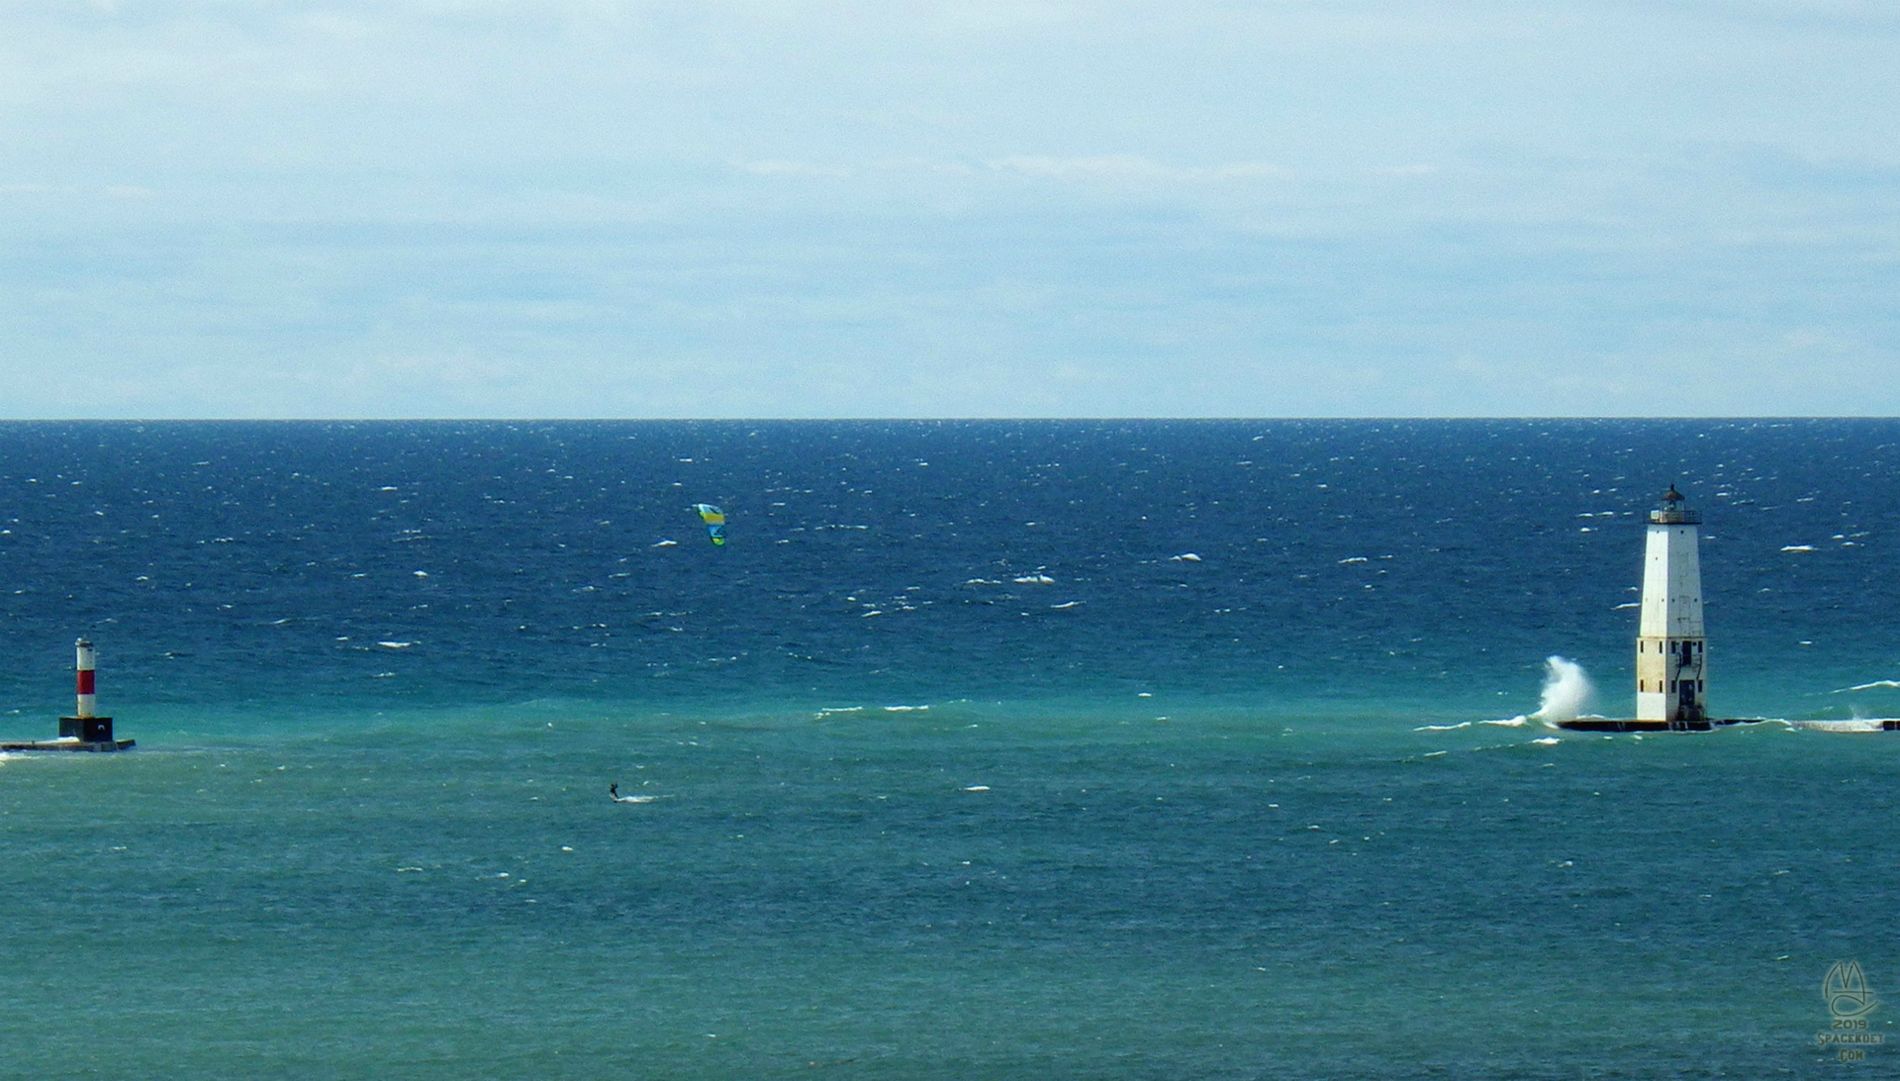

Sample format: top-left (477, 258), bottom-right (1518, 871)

top-left (0, 1), bottom-right (1895, 417)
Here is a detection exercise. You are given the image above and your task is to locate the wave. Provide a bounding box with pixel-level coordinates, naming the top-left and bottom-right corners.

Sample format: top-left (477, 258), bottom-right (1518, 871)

top-left (1835, 680), bottom-right (1900, 693)
top-left (1530, 656), bottom-right (1595, 724)
top-left (1789, 719), bottom-right (1893, 733)
top-left (1414, 721), bottom-right (1472, 732)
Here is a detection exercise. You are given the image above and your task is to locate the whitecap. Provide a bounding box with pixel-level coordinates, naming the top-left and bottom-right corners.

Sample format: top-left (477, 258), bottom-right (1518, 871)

top-left (963, 785), bottom-right (991, 792)
top-left (1790, 719), bottom-right (1891, 733)
top-left (1530, 737), bottom-right (1561, 746)
top-left (882, 705), bottom-right (929, 712)
top-left (1481, 717), bottom-right (1529, 727)
top-left (1837, 680), bottom-right (1900, 693)
top-left (375, 641), bottom-right (415, 649)
top-left (1338, 556), bottom-right (1370, 564)
top-left (1780, 545), bottom-right (1816, 553)
top-left (1050, 600), bottom-right (1081, 610)
top-left (1613, 602), bottom-right (1640, 610)
top-left (653, 539), bottom-right (678, 547)
top-left (1170, 553), bottom-right (1203, 562)
top-left (1414, 721), bottom-right (1471, 731)
top-left (1012, 574), bottom-right (1056, 585)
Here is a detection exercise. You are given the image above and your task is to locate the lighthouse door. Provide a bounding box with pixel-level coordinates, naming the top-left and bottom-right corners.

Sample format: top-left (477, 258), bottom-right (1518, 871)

top-left (1679, 681), bottom-right (1697, 717)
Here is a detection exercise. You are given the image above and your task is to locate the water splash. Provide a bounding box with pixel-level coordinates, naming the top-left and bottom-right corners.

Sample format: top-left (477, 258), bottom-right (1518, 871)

top-left (1531, 656), bottom-right (1596, 724)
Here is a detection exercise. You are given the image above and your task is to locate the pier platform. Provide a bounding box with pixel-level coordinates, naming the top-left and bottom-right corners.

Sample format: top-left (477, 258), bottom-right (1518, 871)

top-left (0, 737), bottom-right (136, 752)
top-left (1556, 718), bottom-right (1761, 733)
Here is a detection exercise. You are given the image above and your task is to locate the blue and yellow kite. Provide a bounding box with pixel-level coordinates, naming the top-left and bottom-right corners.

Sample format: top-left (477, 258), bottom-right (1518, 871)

top-left (693, 504), bottom-right (727, 546)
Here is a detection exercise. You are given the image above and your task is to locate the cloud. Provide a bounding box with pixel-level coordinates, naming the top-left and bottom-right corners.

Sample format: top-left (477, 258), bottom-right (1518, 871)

top-left (735, 159), bottom-right (852, 179)
top-left (1, 1), bottom-right (1897, 417)
top-left (986, 155), bottom-right (1292, 185)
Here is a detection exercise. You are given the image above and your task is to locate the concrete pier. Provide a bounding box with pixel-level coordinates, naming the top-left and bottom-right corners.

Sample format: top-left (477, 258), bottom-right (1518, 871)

top-left (1, 736), bottom-right (135, 752)
top-left (1556, 717), bottom-right (1759, 733)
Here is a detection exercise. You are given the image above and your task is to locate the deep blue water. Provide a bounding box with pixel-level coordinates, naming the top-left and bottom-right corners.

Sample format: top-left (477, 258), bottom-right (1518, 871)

top-left (3, 420), bottom-right (1898, 1079)
top-left (4, 419), bottom-right (1898, 721)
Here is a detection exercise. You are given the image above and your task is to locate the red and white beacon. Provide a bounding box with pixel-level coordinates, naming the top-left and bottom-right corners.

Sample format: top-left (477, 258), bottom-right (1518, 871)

top-left (58, 637), bottom-right (117, 744)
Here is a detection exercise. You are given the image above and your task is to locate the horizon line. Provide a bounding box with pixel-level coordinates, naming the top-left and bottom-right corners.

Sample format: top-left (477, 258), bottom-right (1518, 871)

top-left (2, 414), bottom-right (1898, 424)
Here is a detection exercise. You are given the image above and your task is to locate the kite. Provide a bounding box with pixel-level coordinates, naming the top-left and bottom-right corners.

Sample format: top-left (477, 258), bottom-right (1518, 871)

top-left (693, 504), bottom-right (727, 546)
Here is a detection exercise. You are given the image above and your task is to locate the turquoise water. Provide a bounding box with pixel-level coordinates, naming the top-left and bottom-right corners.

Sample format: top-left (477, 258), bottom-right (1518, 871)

top-left (3, 421), bottom-right (1898, 1077)
top-left (8, 710), bottom-right (1892, 1078)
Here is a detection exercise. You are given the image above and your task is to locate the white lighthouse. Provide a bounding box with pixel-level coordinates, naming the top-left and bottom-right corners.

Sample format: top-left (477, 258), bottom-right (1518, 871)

top-left (1635, 485), bottom-right (1707, 725)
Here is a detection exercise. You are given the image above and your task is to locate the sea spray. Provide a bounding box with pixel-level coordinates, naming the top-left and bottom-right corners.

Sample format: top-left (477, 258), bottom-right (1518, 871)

top-left (1531, 656), bottom-right (1596, 724)
top-left (1429, 655), bottom-right (1594, 730)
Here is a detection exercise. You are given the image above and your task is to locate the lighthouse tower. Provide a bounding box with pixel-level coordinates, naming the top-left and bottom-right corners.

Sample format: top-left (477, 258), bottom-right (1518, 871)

top-left (1635, 485), bottom-right (1706, 725)
top-left (58, 637), bottom-right (117, 743)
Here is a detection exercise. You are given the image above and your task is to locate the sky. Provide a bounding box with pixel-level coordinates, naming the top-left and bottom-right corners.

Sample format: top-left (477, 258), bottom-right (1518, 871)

top-left (1, 0), bottom-right (1896, 419)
